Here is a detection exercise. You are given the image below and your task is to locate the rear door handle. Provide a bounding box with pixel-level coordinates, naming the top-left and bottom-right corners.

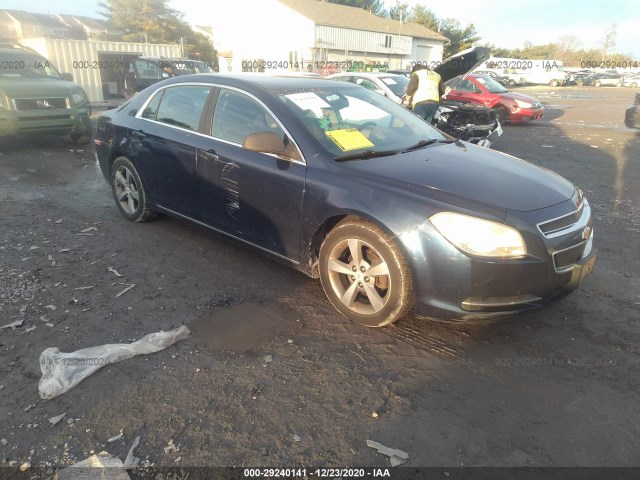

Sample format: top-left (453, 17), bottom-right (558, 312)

top-left (199, 149), bottom-right (219, 161)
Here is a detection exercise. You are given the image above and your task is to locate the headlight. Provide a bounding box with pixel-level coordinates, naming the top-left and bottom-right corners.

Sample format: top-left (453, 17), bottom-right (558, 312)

top-left (71, 92), bottom-right (86, 105)
top-left (514, 99), bottom-right (531, 108)
top-left (430, 212), bottom-right (527, 258)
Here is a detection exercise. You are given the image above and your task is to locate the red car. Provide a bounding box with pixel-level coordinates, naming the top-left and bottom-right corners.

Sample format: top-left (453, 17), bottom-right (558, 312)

top-left (445, 74), bottom-right (544, 124)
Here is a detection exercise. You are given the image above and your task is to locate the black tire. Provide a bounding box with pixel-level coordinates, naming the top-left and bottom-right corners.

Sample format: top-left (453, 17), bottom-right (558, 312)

top-left (70, 116), bottom-right (92, 145)
top-left (494, 106), bottom-right (509, 125)
top-left (110, 157), bottom-right (157, 222)
top-left (576, 79), bottom-right (584, 87)
top-left (318, 218), bottom-right (413, 327)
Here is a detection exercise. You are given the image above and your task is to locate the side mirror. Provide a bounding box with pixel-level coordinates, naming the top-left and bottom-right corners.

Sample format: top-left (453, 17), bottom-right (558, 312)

top-left (61, 73), bottom-right (74, 81)
top-left (243, 132), bottom-right (287, 157)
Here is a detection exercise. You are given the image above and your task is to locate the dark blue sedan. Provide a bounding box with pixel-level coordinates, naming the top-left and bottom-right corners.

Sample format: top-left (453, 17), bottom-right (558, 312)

top-left (95, 74), bottom-right (597, 327)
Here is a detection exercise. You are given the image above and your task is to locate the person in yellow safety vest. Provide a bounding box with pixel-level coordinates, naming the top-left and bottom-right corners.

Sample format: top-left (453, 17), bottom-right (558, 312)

top-left (405, 63), bottom-right (445, 124)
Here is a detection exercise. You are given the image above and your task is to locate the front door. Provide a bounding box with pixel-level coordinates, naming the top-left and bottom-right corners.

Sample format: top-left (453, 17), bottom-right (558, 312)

top-left (196, 87), bottom-right (306, 260)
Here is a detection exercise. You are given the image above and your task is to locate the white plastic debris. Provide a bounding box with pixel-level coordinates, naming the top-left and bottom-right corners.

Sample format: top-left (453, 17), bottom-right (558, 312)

top-left (108, 430), bottom-right (123, 442)
top-left (49, 413), bottom-right (67, 425)
top-left (123, 436), bottom-right (141, 467)
top-left (38, 325), bottom-right (190, 400)
top-left (115, 283), bottom-right (135, 297)
top-left (108, 267), bottom-right (123, 277)
top-left (0, 319), bottom-right (24, 330)
top-left (57, 451), bottom-right (129, 480)
top-left (367, 439), bottom-right (409, 466)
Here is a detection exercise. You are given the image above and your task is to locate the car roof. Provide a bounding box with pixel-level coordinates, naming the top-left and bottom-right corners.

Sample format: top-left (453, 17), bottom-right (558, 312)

top-left (330, 72), bottom-right (404, 78)
top-left (161, 73), bottom-right (339, 91)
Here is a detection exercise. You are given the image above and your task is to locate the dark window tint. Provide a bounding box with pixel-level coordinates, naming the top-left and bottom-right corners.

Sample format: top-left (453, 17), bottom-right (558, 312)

top-left (212, 89), bottom-right (301, 160)
top-left (134, 59), bottom-right (161, 79)
top-left (141, 90), bottom-right (163, 120)
top-left (354, 78), bottom-right (380, 92)
top-left (155, 86), bottom-right (211, 131)
top-left (456, 79), bottom-right (478, 93)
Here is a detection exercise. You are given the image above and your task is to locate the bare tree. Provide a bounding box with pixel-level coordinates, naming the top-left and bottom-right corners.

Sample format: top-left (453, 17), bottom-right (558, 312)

top-left (601, 24), bottom-right (617, 61)
top-left (557, 34), bottom-right (581, 62)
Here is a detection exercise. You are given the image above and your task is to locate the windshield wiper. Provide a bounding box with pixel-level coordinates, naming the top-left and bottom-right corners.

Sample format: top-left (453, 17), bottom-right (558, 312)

top-left (401, 139), bottom-right (437, 152)
top-left (401, 138), bottom-right (453, 153)
top-left (334, 149), bottom-right (400, 162)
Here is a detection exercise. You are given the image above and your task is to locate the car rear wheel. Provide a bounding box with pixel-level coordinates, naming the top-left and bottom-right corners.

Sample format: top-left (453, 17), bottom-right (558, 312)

top-left (494, 106), bottom-right (509, 124)
top-left (549, 80), bottom-right (558, 87)
top-left (576, 79), bottom-right (584, 87)
top-left (111, 157), bottom-right (157, 222)
top-left (594, 80), bottom-right (601, 87)
top-left (319, 219), bottom-right (413, 327)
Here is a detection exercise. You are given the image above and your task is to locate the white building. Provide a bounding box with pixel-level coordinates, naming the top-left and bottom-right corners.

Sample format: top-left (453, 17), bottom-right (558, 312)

top-left (210, 0), bottom-right (447, 73)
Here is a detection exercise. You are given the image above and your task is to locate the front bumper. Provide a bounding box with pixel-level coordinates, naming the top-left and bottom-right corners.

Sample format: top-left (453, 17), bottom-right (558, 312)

top-left (398, 196), bottom-right (596, 321)
top-left (0, 107), bottom-right (89, 137)
top-left (511, 106), bottom-right (544, 123)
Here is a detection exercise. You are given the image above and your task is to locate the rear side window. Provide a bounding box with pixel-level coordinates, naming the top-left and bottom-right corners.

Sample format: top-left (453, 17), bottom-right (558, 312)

top-left (141, 91), bottom-right (163, 120)
top-left (153, 86), bottom-right (211, 131)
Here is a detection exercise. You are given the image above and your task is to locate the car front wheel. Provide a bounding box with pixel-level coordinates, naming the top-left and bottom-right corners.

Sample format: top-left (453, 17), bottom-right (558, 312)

top-left (319, 219), bottom-right (413, 327)
top-left (110, 157), bottom-right (157, 222)
top-left (494, 106), bottom-right (510, 124)
top-left (594, 80), bottom-right (601, 87)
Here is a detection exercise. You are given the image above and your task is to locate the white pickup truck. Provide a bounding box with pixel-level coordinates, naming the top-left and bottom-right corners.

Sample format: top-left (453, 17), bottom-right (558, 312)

top-left (519, 69), bottom-right (569, 87)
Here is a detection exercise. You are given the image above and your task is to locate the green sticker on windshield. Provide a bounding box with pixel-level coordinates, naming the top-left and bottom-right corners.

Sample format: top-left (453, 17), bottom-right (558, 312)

top-left (325, 129), bottom-right (375, 151)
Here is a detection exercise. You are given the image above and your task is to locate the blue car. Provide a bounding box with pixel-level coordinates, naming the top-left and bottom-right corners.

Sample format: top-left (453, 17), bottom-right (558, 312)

top-left (95, 74), bottom-right (597, 327)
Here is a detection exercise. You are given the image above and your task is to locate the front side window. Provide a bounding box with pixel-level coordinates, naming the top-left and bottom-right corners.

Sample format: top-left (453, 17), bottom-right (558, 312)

top-left (455, 79), bottom-right (479, 93)
top-left (211, 89), bottom-right (302, 160)
top-left (475, 76), bottom-right (508, 93)
top-left (154, 85), bottom-right (211, 131)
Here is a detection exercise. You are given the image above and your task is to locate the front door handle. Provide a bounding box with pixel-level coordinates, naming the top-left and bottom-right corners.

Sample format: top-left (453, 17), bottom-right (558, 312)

top-left (131, 129), bottom-right (145, 139)
top-left (199, 149), bottom-right (219, 161)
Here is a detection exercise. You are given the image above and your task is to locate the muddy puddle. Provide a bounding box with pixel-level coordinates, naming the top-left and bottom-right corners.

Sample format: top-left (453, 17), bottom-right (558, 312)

top-left (188, 301), bottom-right (297, 352)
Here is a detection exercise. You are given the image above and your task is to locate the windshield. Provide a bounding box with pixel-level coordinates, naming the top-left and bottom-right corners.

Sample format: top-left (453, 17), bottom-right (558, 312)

top-left (0, 53), bottom-right (62, 79)
top-left (474, 75), bottom-right (508, 93)
top-left (378, 75), bottom-right (409, 97)
top-left (274, 86), bottom-right (445, 159)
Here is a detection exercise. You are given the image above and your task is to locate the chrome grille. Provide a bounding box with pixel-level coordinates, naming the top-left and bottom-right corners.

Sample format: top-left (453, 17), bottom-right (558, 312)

top-left (12, 97), bottom-right (70, 111)
top-left (554, 241), bottom-right (587, 271)
top-left (539, 202), bottom-right (584, 235)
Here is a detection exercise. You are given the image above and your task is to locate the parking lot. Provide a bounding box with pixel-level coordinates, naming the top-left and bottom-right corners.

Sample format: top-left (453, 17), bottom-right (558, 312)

top-left (0, 85), bottom-right (639, 472)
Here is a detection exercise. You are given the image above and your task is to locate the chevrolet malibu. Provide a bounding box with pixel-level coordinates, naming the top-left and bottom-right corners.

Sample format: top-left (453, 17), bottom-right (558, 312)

top-left (95, 74), bottom-right (597, 327)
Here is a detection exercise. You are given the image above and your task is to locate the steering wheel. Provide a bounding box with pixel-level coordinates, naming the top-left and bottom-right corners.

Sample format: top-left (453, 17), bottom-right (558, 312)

top-left (357, 121), bottom-right (378, 131)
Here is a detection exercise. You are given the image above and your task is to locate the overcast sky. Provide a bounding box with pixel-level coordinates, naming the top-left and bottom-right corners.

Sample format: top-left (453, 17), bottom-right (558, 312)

top-left (4, 0), bottom-right (639, 58)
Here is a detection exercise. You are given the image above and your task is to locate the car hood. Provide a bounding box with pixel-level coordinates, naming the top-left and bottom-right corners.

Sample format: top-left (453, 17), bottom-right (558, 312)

top-left (344, 143), bottom-right (575, 213)
top-left (0, 77), bottom-right (80, 97)
top-left (434, 47), bottom-right (491, 83)
top-left (439, 99), bottom-right (492, 112)
top-left (496, 91), bottom-right (541, 104)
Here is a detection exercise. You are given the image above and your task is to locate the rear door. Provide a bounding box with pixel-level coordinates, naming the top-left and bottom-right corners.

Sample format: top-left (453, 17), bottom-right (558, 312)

top-left (447, 78), bottom-right (486, 105)
top-left (195, 87), bottom-right (306, 260)
top-left (132, 84), bottom-right (213, 217)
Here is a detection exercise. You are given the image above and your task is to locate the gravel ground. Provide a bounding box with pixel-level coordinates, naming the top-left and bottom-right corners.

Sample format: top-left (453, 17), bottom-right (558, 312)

top-left (0, 86), bottom-right (639, 477)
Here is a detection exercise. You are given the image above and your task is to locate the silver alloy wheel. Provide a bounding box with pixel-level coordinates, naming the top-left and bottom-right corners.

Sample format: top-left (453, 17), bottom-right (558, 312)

top-left (326, 238), bottom-right (391, 315)
top-left (114, 166), bottom-right (140, 215)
